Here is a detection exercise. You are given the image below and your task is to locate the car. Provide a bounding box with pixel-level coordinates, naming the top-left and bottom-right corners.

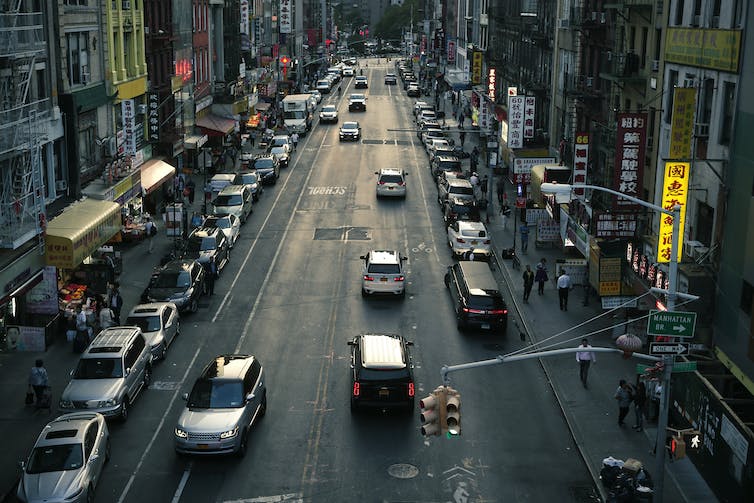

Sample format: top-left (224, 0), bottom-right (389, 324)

top-left (427, 138), bottom-right (452, 157)
top-left (445, 261), bottom-right (508, 332)
top-left (267, 134), bottom-right (292, 154)
top-left (308, 90), bottom-right (322, 103)
top-left (339, 121), bottom-right (361, 141)
top-left (354, 75), bottom-right (368, 88)
top-left (342, 66), bottom-right (354, 77)
top-left (421, 128), bottom-right (446, 146)
top-left (384, 73), bottom-right (397, 85)
top-left (233, 171), bottom-right (263, 201)
top-left (348, 333), bottom-right (415, 413)
top-left (209, 173), bottom-right (236, 199)
top-left (447, 220), bottom-right (492, 259)
top-left (175, 354), bottom-right (266, 456)
top-left (360, 250), bottom-right (407, 297)
top-left (250, 154), bottom-right (280, 184)
top-left (432, 155), bottom-right (463, 178)
top-left (413, 101), bottom-right (431, 117)
top-left (212, 185), bottom-right (253, 224)
top-left (203, 213), bottom-right (241, 248)
top-left (375, 168), bottom-right (407, 198)
top-left (125, 302), bottom-right (180, 361)
top-left (348, 93), bottom-right (367, 111)
top-left (344, 57), bottom-right (357, 66)
top-left (316, 79), bottom-right (332, 94)
top-left (403, 76), bottom-right (418, 90)
top-left (184, 226), bottom-right (231, 271)
top-left (269, 146), bottom-right (290, 168)
top-left (417, 109), bottom-right (438, 123)
top-left (141, 259), bottom-right (207, 313)
top-left (443, 196), bottom-right (481, 228)
top-left (438, 177), bottom-right (475, 206)
top-left (17, 412), bottom-right (110, 503)
top-left (59, 327), bottom-right (153, 421)
top-left (319, 104), bottom-right (339, 123)
top-left (406, 84), bottom-right (420, 97)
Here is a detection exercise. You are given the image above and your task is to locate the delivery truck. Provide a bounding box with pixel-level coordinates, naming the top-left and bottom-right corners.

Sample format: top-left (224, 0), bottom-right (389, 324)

top-left (282, 94), bottom-right (313, 135)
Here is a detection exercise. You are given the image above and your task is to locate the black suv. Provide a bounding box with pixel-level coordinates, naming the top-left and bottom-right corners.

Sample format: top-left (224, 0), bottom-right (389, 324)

top-left (183, 226), bottom-right (230, 273)
top-left (348, 333), bottom-right (415, 413)
top-left (443, 196), bottom-right (481, 228)
top-left (141, 259), bottom-right (207, 313)
top-left (250, 155), bottom-right (280, 185)
top-left (444, 261), bottom-right (508, 333)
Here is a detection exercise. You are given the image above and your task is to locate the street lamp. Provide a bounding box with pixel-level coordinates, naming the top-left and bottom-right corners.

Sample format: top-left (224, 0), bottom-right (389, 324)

top-left (540, 182), bottom-right (682, 503)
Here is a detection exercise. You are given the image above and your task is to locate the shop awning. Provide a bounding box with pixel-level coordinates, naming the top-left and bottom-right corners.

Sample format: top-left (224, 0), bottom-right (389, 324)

top-left (254, 102), bottom-right (271, 112)
top-left (445, 72), bottom-right (471, 91)
top-left (196, 114), bottom-right (236, 136)
top-left (45, 199), bottom-right (121, 270)
top-left (140, 159), bottom-right (176, 195)
top-left (0, 269), bottom-right (44, 306)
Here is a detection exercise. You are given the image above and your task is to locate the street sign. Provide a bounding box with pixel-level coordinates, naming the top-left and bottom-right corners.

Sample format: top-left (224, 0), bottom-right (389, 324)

top-left (636, 361), bottom-right (697, 374)
top-left (650, 342), bottom-right (690, 356)
top-left (647, 310), bottom-right (697, 338)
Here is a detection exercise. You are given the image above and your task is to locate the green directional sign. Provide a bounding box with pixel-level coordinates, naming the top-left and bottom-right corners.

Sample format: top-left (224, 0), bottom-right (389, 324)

top-left (647, 310), bottom-right (697, 338)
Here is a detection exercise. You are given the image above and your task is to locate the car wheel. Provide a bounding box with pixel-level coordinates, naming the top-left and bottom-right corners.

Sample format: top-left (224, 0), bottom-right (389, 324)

top-left (190, 298), bottom-right (199, 313)
top-left (120, 400), bottom-right (129, 422)
top-left (361, 288), bottom-right (368, 298)
top-left (236, 428), bottom-right (249, 458)
top-left (399, 289), bottom-right (406, 299)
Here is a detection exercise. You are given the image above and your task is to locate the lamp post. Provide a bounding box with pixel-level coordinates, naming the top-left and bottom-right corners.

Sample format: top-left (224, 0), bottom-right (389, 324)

top-left (541, 182), bottom-right (682, 503)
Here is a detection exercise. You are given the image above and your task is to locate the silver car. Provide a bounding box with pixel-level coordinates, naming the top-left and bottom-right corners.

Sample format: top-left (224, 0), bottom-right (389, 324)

top-left (125, 302), bottom-right (180, 361)
top-left (17, 412), bottom-right (110, 503)
top-left (375, 168), bottom-right (407, 198)
top-left (175, 354), bottom-right (266, 457)
top-left (360, 250), bottom-right (407, 298)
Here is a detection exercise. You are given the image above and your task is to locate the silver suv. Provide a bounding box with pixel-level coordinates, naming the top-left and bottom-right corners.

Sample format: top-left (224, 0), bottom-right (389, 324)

top-left (59, 327), bottom-right (152, 421)
top-left (360, 250), bottom-right (407, 298)
top-left (175, 354), bottom-right (266, 457)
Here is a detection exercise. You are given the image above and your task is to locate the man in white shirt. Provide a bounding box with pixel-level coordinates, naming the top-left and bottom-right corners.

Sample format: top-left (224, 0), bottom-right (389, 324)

top-left (557, 271), bottom-right (572, 310)
top-left (576, 338), bottom-right (596, 388)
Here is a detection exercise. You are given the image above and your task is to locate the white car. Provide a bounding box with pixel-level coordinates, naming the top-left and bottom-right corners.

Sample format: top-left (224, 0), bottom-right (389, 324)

top-left (203, 213), bottom-right (241, 248)
top-left (447, 220), bottom-right (492, 259)
top-left (375, 168), bottom-right (407, 198)
top-left (125, 302), bottom-right (180, 361)
top-left (427, 138), bottom-right (451, 157)
top-left (343, 66), bottom-right (354, 77)
top-left (316, 79), bottom-right (332, 94)
top-left (319, 104), bottom-right (339, 123)
top-left (360, 250), bottom-right (407, 297)
top-left (308, 90), bottom-right (322, 103)
top-left (268, 134), bottom-right (292, 154)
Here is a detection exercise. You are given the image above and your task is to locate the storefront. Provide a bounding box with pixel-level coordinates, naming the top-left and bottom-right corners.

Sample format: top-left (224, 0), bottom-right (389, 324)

top-left (140, 158), bottom-right (176, 216)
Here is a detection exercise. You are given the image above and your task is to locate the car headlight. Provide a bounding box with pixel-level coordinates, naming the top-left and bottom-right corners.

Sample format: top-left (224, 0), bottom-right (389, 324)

top-left (175, 428), bottom-right (188, 438)
top-left (219, 426), bottom-right (238, 439)
top-left (98, 398), bottom-right (119, 408)
top-left (59, 399), bottom-right (74, 409)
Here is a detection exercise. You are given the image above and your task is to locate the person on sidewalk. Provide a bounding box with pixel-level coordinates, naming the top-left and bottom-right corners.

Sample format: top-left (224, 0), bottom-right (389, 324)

top-left (99, 296), bottom-right (115, 331)
top-left (205, 256), bottom-right (218, 295)
top-left (186, 178), bottom-right (196, 205)
top-left (519, 223), bottom-right (530, 253)
top-left (614, 379), bottom-right (634, 427)
top-left (28, 359), bottom-right (49, 406)
top-left (633, 380), bottom-right (647, 431)
top-left (557, 271), bottom-right (572, 310)
top-left (145, 217), bottom-right (155, 253)
top-left (110, 282), bottom-right (123, 324)
top-left (534, 261), bottom-right (548, 295)
top-left (522, 265), bottom-right (534, 302)
top-left (469, 172), bottom-right (479, 187)
top-left (459, 130), bottom-right (466, 146)
top-left (250, 129), bottom-right (257, 148)
top-left (496, 181), bottom-right (505, 205)
top-left (291, 132), bottom-right (299, 151)
top-left (499, 204), bottom-right (510, 230)
top-left (576, 338), bottom-right (596, 388)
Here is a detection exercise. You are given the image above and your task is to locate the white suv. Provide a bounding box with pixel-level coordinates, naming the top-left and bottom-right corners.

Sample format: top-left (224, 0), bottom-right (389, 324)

top-left (375, 168), bottom-right (407, 198)
top-left (360, 250), bottom-right (407, 298)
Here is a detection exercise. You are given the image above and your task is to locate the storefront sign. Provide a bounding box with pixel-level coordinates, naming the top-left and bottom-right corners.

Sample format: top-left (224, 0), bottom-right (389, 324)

top-left (122, 99), bottom-right (137, 156)
top-left (147, 92), bottom-right (159, 143)
top-left (627, 242), bottom-right (668, 290)
top-left (523, 96), bottom-right (535, 138)
top-left (279, 0), bottom-right (291, 34)
top-left (669, 87), bottom-right (696, 160)
top-left (664, 28), bottom-right (741, 72)
top-left (562, 208), bottom-right (589, 257)
top-left (598, 257), bottom-right (622, 296)
top-left (471, 50), bottom-right (483, 85)
top-left (10, 325), bottom-right (46, 352)
top-left (512, 156), bottom-right (555, 177)
top-left (613, 113), bottom-right (647, 210)
top-left (487, 68), bottom-right (496, 102)
top-left (573, 132), bottom-right (589, 197)
top-left (447, 39), bottom-right (455, 63)
top-left (594, 212), bottom-right (637, 239)
top-left (240, 0), bottom-right (249, 36)
top-left (27, 266), bottom-right (58, 315)
top-left (507, 96), bottom-right (525, 149)
top-left (657, 162), bottom-right (690, 263)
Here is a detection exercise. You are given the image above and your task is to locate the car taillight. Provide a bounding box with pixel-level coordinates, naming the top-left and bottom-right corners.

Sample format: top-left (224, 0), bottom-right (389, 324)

top-left (462, 307), bottom-right (486, 314)
top-left (408, 382), bottom-right (415, 397)
top-left (398, 181), bottom-right (405, 186)
top-left (489, 309), bottom-right (508, 315)
top-left (456, 237), bottom-right (466, 243)
top-left (363, 275), bottom-right (374, 281)
top-left (352, 382), bottom-right (360, 397)
top-left (378, 181), bottom-right (386, 185)
top-left (394, 276), bottom-right (405, 282)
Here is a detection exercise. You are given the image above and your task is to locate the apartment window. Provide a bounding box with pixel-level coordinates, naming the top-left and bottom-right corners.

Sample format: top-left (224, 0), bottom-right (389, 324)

top-left (720, 81), bottom-right (735, 145)
top-left (648, 107), bottom-right (656, 148)
top-left (734, 0), bottom-right (744, 27)
top-left (64, 0), bottom-right (88, 5)
top-left (66, 32), bottom-right (90, 86)
top-left (741, 280), bottom-right (753, 316)
top-left (78, 111), bottom-right (97, 169)
top-left (700, 78), bottom-right (714, 125)
top-left (665, 71), bottom-right (678, 124)
top-left (674, 0), bottom-right (684, 25)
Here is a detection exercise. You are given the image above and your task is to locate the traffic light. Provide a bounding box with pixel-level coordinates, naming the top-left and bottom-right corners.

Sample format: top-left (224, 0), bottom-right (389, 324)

top-left (419, 388), bottom-right (445, 437)
top-left (280, 56), bottom-right (290, 66)
top-left (444, 387), bottom-right (461, 437)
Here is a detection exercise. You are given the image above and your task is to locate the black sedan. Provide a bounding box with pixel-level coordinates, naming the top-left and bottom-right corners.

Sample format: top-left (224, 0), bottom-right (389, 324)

top-left (250, 155), bottom-right (280, 184)
top-left (141, 259), bottom-right (207, 313)
top-left (339, 121), bottom-right (362, 141)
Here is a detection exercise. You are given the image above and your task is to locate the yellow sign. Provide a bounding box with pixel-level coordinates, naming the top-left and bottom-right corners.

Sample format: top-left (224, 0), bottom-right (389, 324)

top-left (657, 162), bottom-right (690, 263)
top-left (471, 51), bottom-right (483, 85)
top-left (598, 257), bottom-right (622, 296)
top-left (668, 88), bottom-right (696, 159)
top-left (665, 28), bottom-right (741, 73)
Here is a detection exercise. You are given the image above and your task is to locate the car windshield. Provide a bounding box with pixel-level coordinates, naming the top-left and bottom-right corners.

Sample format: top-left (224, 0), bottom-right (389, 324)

top-left (342, 123), bottom-right (358, 131)
top-left (74, 357), bottom-right (124, 379)
top-left (322, 105), bottom-right (336, 113)
top-left (214, 195), bottom-right (242, 206)
top-left (438, 161), bottom-right (462, 172)
top-left (271, 147), bottom-right (286, 155)
top-left (271, 139), bottom-right (288, 147)
top-left (26, 444), bottom-right (84, 474)
top-left (125, 315), bottom-right (160, 333)
top-left (234, 173), bottom-right (258, 185)
top-left (254, 158), bottom-right (274, 169)
top-left (380, 174), bottom-right (404, 183)
top-left (283, 110), bottom-right (306, 119)
top-left (469, 294), bottom-right (505, 310)
top-left (317, 80), bottom-right (329, 87)
top-left (187, 237), bottom-right (216, 252)
top-left (450, 186), bottom-right (474, 196)
top-left (367, 263), bottom-right (401, 274)
top-left (452, 204), bottom-right (478, 217)
top-left (154, 271), bottom-right (191, 288)
top-left (187, 379), bottom-right (245, 409)
top-left (206, 217), bottom-right (230, 229)
top-left (350, 94), bottom-right (365, 100)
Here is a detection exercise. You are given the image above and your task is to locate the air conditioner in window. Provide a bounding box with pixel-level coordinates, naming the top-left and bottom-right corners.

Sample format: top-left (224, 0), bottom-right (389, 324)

top-left (600, 12), bottom-right (606, 23)
top-left (651, 60), bottom-right (659, 71)
top-left (711, 16), bottom-right (720, 27)
top-left (683, 78), bottom-right (697, 88)
top-left (558, 19), bottom-right (570, 29)
top-left (55, 180), bottom-right (68, 192)
top-left (137, 104), bottom-right (147, 115)
top-left (692, 15), bottom-right (701, 27)
top-left (695, 123), bottom-right (710, 137)
top-left (591, 12), bottom-right (598, 21)
top-left (122, 0), bottom-right (131, 9)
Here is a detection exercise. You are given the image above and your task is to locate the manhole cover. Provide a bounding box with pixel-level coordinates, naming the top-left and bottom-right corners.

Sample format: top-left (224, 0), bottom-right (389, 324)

top-left (387, 463), bottom-right (419, 479)
top-left (395, 140), bottom-right (414, 146)
top-left (362, 139), bottom-right (384, 144)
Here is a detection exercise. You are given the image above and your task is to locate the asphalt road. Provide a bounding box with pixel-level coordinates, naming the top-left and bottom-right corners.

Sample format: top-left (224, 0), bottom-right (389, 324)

top-left (41, 62), bottom-right (597, 503)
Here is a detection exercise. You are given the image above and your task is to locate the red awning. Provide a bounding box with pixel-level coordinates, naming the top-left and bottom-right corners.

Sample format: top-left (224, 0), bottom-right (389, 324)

top-left (196, 114), bottom-right (236, 136)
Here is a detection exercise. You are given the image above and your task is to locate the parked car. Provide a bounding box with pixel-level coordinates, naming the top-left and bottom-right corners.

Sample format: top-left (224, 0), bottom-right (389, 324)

top-left (212, 185), bottom-right (253, 224)
top-left (316, 79), bottom-right (332, 94)
top-left (141, 259), bottom-right (207, 313)
top-left (447, 220), bottom-right (492, 259)
top-left (208, 173), bottom-right (236, 199)
top-left (319, 104), bottom-right (339, 123)
top-left (250, 155), bottom-right (281, 184)
top-left (267, 134), bottom-right (292, 154)
top-left (443, 196), bottom-right (481, 228)
top-left (432, 156), bottom-right (464, 179)
top-left (269, 146), bottom-right (290, 168)
top-left (343, 66), bottom-right (354, 77)
top-left (375, 168), bottom-right (407, 198)
top-left (406, 84), bottom-right (421, 97)
top-left (445, 261), bottom-right (508, 333)
top-left (339, 121), bottom-right (362, 141)
top-left (175, 354), bottom-right (266, 457)
top-left (125, 302), bottom-right (180, 361)
top-left (184, 226), bottom-right (230, 272)
top-left (202, 213), bottom-right (241, 248)
top-left (16, 412), bottom-right (110, 503)
top-left (232, 171), bottom-right (263, 201)
top-left (438, 177), bottom-right (475, 206)
top-left (359, 250), bottom-right (407, 297)
top-left (58, 327), bottom-right (153, 421)
top-left (308, 90), bottom-right (322, 103)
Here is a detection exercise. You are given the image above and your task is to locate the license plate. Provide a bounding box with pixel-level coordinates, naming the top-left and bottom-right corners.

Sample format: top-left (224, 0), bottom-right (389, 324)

top-left (388, 186), bottom-right (394, 190)
top-left (380, 277), bottom-right (388, 282)
top-left (379, 389), bottom-right (390, 398)
top-left (197, 444), bottom-right (209, 450)
top-left (481, 323), bottom-right (491, 330)
top-left (471, 240), bottom-right (478, 245)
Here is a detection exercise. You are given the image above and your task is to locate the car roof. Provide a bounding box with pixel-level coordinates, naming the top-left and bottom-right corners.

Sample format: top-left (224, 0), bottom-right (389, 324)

top-left (218, 184), bottom-right (245, 194)
top-left (449, 178), bottom-right (473, 187)
top-left (37, 413), bottom-right (100, 446)
top-left (379, 168), bottom-right (403, 176)
top-left (211, 174), bottom-right (236, 181)
top-left (359, 334), bottom-right (407, 369)
top-left (199, 354), bottom-right (255, 381)
top-left (86, 327), bottom-right (141, 356)
top-left (272, 135), bottom-right (290, 141)
top-left (367, 250), bottom-right (401, 264)
top-left (127, 302), bottom-right (174, 317)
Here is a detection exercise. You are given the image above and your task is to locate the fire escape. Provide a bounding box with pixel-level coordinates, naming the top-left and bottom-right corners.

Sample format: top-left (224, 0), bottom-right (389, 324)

top-left (0, 0), bottom-right (48, 250)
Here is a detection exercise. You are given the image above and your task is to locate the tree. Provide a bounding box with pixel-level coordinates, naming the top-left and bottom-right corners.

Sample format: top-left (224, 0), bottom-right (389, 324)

top-left (374, 0), bottom-right (419, 42)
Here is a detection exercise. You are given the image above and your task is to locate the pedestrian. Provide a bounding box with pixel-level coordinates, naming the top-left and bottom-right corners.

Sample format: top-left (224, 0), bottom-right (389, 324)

top-left (144, 217), bottom-right (155, 253)
top-left (205, 256), bottom-right (217, 295)
top-left (633, 380), bottom-right (647, 431)
top-left (459, 130), bottom-right (466, 147)
top-left (497, 181), bottom-right (505, 205)
top-left (250, 129), bottom-right (257, 148)
top-left (459, 113), bottom-right (465, 128)
top-left (557, 271), bottom-right (572, 311)
top-left (291, 132), bottom-right (299, 151)
top-left (186, 178), bottom-right (196, 205)
top-left (73, 305), bottom-right (90, 353)
top-left (614, 380), bottom-right (634, 427)
top-left (500, 205), bottom-right (509, 230)
top-left (480, 175), bottom-right (488, 194)
top-left (469, 172), bottom-right (479, 187)
top-left (110, 281), bottom-right (123, 324)
top-left (28, 359), bottom-right (48, 406)
top-left (534, 261), bottom-right (548, 295)
top-left (522, 265), bottom-right (534, 302)
top-left (99, 297), bottom-right (115, 331)
top-left (519, 223), bottom-right (530, 253)
top-left (576, 338), bottom-right (596, 388)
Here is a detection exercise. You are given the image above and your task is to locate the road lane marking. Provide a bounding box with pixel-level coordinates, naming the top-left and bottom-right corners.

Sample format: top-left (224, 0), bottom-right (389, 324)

top-left (220, 494), bottom-right (302, 503)
top-left (171, 462), bottom-right (192, 503)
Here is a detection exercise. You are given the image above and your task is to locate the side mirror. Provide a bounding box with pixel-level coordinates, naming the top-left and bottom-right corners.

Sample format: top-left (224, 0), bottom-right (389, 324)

top-left (125, 367), bottom-right (131, 376)
top-left (405, 341), bottom-right (414, 346)
top-left (246, 393), bottom-right (255, 402)
top-left (347, 340), bottom-right (356, 346)
top-left (359, 255), bottom-right (366, 260)
top-left (181, 392), bottom-right (188, 401)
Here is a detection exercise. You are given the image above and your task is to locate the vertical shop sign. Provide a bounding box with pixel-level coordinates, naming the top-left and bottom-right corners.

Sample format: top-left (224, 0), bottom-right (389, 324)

top-left (669, 87), bottom-right (696, 159)
top-left (471, 50), bottom-right (483, 85)
top-left (613, 113), bottom-right (647, 210)
top-left (447, 39), bottom-right (455, 63)
top-left (507, 96), bottom-right (525, 149)
top-left (572, 132), bottom-right (589, 197)
top-left (240, 0), bottom-right (249, 36)
top-left (523, 96), bottom-right (535, 138)
top-left (279, 0), bottom-right (291, 34)
top-left (657, 162), bottom-right (689, 263)
top-left (147, 92), bottom-right (160, 143)
top-left (121, 99), bottom-right (137, 156)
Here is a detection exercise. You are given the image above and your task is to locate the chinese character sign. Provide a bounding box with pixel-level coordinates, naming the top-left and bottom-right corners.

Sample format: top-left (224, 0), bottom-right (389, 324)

top-left (471, 51), bottom-right (483, 85)
top-left (612, 113), bottom-right (647, 209)
top-left (487, 68), bottom-right (496, 102)
top-left (121, 99), bottom-right (137, 156)
top-left (240, 0), bottom-right (249, 36)
top-left (669, 87), bottom-right (696, 159)
top-left (657, 162), bottom-right (689, 263)
top-left (279, 0), bottom-right (291, 34)
top-left (523, 96), bottom-right (535, 138)
top-left (572, 132), bottom-right (589, 197)
top-left (447, 40), bottom-right (455, 63)
top-left (507, 96), bottom-right (525, 149)
top-left (147, 92), bottom-right (159, 143)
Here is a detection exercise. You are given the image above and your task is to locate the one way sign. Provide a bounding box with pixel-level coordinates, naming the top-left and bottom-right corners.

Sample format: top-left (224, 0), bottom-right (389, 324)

top-left (650, 342), bottom-right (690, 355)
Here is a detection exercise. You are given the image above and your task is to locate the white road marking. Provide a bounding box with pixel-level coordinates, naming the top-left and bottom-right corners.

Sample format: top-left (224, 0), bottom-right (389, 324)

top-left (170, 462), bottom-right (192, 503)
top-left (149, 381), bottom-right (181, 391)
top-left (220, 494), bottom-right (303, 503)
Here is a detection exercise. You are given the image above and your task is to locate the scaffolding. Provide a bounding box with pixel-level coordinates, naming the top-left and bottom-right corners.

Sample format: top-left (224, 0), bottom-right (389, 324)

top-left (0, 0), bottom-right (49, 250)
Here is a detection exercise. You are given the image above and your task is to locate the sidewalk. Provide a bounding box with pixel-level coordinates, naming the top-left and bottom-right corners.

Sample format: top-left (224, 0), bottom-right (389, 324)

top-left (436, 91), bottom-right (717, 502)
